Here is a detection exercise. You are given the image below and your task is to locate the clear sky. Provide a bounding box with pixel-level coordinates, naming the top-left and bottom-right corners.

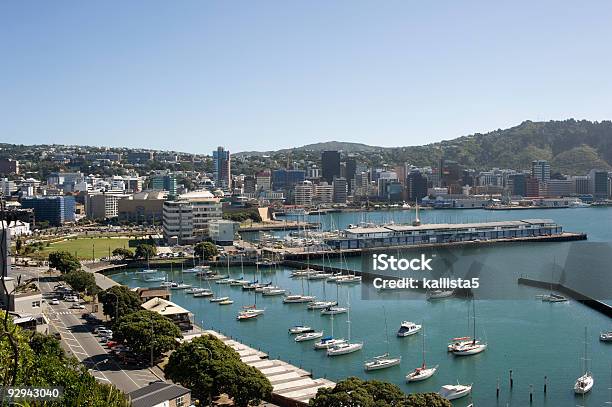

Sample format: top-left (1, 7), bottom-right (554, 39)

top-left (2, 1), bottom-right (612, 154)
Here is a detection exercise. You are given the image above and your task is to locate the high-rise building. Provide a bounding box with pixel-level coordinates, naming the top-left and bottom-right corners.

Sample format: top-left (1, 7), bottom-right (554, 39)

top-left (332, 177), bottom-right (348, 204)
top-left (150, 174), bottom-right (177, 195)
top-left (163, 190), bottom-right (222, 244)
top-left (588, 169), bottom-right (609, 200)
top-left (294, 181), bottom-right (314, 206)
top-left (313, 182), bottom-right (333, 204)
top-left (243, 176), bottom-right (256, 194)
top-left (531, 160), bottom-right (551, 184)
top-left (525, 176), bottom-right (540, 197)
top-left (272, 169), bottom-right (306, 191)
top-left (345, 157), bottom-right (357, 191)
top-left (0, 159), bottom-right (19, 175)
top-left (256, 171), bottom-right (272, 192)
top-left (321, 151), bottom-right (341, 184)
top-left (508, 174), bottom-right (526, 196)
top-left (406, 171), bottom-right (427, 203)
top-left (572, 175), bottom-right (591, 195)
top-left (213, 146), bottom-right (231, 190)
top-left (21, 196), bottom-right (74, 226)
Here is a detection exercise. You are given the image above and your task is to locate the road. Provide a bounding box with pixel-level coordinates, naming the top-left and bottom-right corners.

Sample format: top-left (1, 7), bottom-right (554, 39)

top-left (13, 266), bottom-right (161, 394)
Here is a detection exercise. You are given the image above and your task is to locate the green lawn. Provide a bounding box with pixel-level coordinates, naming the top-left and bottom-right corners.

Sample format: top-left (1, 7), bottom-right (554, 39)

top-left (39, 237), bottom-right (132, 260)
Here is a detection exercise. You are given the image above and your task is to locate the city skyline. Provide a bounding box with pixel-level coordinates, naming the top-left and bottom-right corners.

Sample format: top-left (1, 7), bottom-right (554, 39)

top-left (2, 1), bottom-right (612, 153)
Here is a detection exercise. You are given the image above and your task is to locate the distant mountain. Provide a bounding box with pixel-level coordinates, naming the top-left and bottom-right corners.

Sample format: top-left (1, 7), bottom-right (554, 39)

top-left (237, 119), bottom-right (612, 175)
top-left (235, 141), bottom-right (382, 157)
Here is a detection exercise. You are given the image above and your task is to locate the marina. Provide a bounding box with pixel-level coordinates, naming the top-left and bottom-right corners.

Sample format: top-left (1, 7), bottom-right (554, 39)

top-left (107, 207), bottom-right (612, 406)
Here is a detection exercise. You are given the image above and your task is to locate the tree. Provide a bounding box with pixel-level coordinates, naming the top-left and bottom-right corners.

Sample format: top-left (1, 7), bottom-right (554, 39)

top-left (112, 247), bottom-right (133, 259)
top-left (194, 242), bottom-right (217, 261)
top-left (165, 335), bottom-right (271, 406)
top-left (309, 377), bottom-right (451, 407)
top-left (0, 312), bottom-right (129, 406)
top-left (134, 243), bottom-right (156, 259)
top-left (98, 285), bottom-right (142, 322)
top-left (113, 310), bottom-right (181, 361)
top-left (48, 251), bottom-right (81, 273)
top-left (63, 270), bottom-right (97, 294)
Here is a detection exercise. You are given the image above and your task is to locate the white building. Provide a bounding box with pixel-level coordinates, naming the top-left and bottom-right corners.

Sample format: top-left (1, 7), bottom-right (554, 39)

top-left (1, 220), bottom-right (31, 236)
top-left (208, 219), bottom-right (239, 245)
top-left (294, 180), bottom-right (313, 206)
top-left (162, 190), bottom-right (222, 244)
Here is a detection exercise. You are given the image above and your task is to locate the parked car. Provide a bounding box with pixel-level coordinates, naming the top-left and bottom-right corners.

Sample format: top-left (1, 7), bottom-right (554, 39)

top-left (49, 299), bottom-right (60, 305)
top-left (70, 304), bottom-right (85, 309)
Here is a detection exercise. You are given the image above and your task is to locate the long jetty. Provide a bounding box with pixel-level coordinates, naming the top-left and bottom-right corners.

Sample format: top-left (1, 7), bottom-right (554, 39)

top-left (182, 330), bottom-right (335, 406)
top-left (518, 277), bottom-right (612, 318)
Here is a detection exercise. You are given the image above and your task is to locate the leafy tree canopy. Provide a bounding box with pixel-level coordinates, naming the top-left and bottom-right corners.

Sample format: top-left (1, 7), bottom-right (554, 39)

top-left (113, 310), bottom-right (181, 361)
top-left (112, 247), bottom-right (133, 259)
top-left (48, 251), bottom-right (81, 273)
top-left (98, 285), bottom-right (142, 322)
top-left (165, 335), bottom-right (271, 406)
top-left (194, 242), bottom-right (218, 261)
top-left (63, 270), bottom-right (97, 294)
top-left (134, 244), bottom-right (156, 259)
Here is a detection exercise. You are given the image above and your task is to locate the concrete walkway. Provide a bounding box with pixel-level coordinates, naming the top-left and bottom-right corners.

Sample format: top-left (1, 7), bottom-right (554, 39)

top-left (194, 330), bottom-right (335, 406)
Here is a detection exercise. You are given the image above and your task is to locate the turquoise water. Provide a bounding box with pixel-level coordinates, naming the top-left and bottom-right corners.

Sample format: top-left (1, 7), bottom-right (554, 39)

top-left (111, 207), bottom-right (612, 406)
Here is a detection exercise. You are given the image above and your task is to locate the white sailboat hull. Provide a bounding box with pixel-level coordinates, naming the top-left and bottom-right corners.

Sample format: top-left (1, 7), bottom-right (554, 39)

top-left (452, 343), bottom-right (487, 356)
top-left (314, 338), bottom-right (346, 349)
top-left (439, 384), bottom-right (472, 400)
top-left (364, 357), bottom-right (401, 371)
top-left (574, 373), bottom-right (594, 394)
top-left (295, 332), bottom-right (324, 342)
top-left (406, 365), bottom-right (438, 382)
top-left (327, 342), bottom-right (363, 356)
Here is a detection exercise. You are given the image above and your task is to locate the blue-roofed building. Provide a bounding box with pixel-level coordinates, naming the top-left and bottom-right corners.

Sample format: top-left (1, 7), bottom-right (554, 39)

top-left (21, 196), bottom-right (74, 226)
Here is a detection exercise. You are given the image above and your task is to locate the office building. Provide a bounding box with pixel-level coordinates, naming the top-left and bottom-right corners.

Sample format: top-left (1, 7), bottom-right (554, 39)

top-left (256, 171), bottom-right (271, 192)
top-left (213, 146), bottom-right (231, 189)
top-left (21, 196), bottom-right (74, 226)
top-left (508, 173), bottom-right (526, 196)
top-left (162, 190), bottom-right (222, 244)
top-left (332, 177), bottom-right (348, 204)
top-left (118, 191), bottom-right (167, 225)
top-left (150, 174), bottom-right (177, 195)
top-left (588, 169), bottom-right (609, 200)
top-left (321, 151), bottom-right (341, 183)
top-left (272, 169), bottom-right (306, 191)
top-left (406, 171), bottom-right (427, 203)
top-left (531, 160), bottom-right (551, 184)
top-left (208, 219), bottom-right (239, 245)
top-left (84, 191), bottom-right (127, 219)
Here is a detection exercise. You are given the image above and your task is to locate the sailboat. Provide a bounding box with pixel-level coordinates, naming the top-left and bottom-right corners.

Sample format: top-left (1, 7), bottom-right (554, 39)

top-left (537, 260), bottom-right (568, 302)
top-left (327, 288), bottom-right (363, 356)
top-left (284, 267), bottom-right (316, 303)
top-left (289, 325), bottom-right (313, 334)
top-left (452, 299), bottom-right (487, 356)
top-left (406, 326), bottom-right (438, 382)
top-left (137, 255), bottom-right (158, 275)
top-left (364, 308), bottom-right (401, 371)
top-left (439, 383), bottom-right (472, 400)
top-left (314, 304), bottom-right (346, 350)
top-left (295, 331), bottom-right (324, 342)
top-left (211, 256), bottom-right (232, 303)
top-left (237, 280), bottom-right (265, 320)
top-left (321, 283), bottom-right (347, 315)
top-left (574, 327), bottom-right (594, 394)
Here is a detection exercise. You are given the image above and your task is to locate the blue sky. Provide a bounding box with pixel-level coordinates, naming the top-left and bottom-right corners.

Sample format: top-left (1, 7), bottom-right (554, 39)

top-left (1, 1), bottom-right (612, 153)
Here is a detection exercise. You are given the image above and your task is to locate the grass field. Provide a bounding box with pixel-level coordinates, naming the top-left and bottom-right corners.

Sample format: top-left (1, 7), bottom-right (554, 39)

top-left (38, 237), bottom-right (132, 260)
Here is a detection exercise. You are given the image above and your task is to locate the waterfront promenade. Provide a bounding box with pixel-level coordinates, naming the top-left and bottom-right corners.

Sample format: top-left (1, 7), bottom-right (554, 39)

top-left (183, 329), bottom-right (335, 406)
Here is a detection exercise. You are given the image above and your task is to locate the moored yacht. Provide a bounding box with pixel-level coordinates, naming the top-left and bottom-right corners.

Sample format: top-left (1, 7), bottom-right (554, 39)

top-left (439, 384), bottom-right (472, 400)
top-left (314, 337), bottom-right (346, 349)
top-left (397, 321), bottom-right (421, 337)
top-left (209, 296), bottom-right (229, 303)
top-left (364, 353), bottom-right (401, 371)
top-left (283, 294), bottom-right (316, 303)
top-left (427, 289), bottom-right (454, 300)
top-left (321, 306), bottom-right (348, 315)
top-left (307, 300), bottom-right (337, 310)
top-left (295, 331), bottom-right (324, 342)
top-left (289, 325), bottom-right (312, 334)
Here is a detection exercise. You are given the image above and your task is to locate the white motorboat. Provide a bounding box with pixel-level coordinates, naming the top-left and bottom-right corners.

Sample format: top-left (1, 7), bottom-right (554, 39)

top-left (241, 306), bottom-right (265, 315)
top-left (136, 268), bottom-right (158, 275)
top-left (160, 281), bottom-right (175, 287)
top-left (219, 299), bottom-right (233, 305)
top-left (364, 353), bottom-right (401, 371)
top-left (321, 306), bottom-right (348, 315)
top-left (439, 384), bottom-right (472, 400)
top-left (600, 331), bottom-right (612, 342)
top-left (289, 325), bottom-right (313, 334)
top-left (574, 373), bottom-right (594, 394)
top-left (210, 296), bottom-right (229, 303)
top-left (295, 331), bottom-right (324, 342)
top-left (307, 300), bottom-right (337, 310)
top-left (397, 321), bottom-right (421, 337)
top-left (574, 327), bottom-right (594, 394)
top-left (406, 326), bottom-right (438, 382)
top-left (236, 310), bottom-right (259, 320)
top-left (427, 289), bottom-right (454, 300)
top-left (284, 295), bottom-right (316, 303)
top-left (314, 337), bottom-right (347, 349)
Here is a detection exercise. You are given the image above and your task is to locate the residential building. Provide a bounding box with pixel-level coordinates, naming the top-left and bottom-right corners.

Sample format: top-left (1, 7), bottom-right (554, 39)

top-left (208, 219), bottom-right (239, 245)
top-left (85, 191), bottom-right (128, 219)
top-left (128, 381), bottom-right (192, 407)
top-left (162, 191), bottom-right (222, 244)
top-left (332, 177), bottom-right (348, 204)
top-left (118, 191), bottom-right (167, 225)
top-left (321, 151), bottom-right (341, 183)
top-left (313, 182), bottom-right (333, 204)
top-left (531, 160), bottom-right (551, 184)
top-left (294, 180), bottom-right (314, 206)
top-left (212, 146), bottom-right (231, 190)
top-left (0, 178), bottom-right (17, 196)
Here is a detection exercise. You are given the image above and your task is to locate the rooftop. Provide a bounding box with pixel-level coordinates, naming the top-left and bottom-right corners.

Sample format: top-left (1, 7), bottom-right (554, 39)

top-left (141, 297), bottom-right (190, 316)
top-left (128, 381), bottom-right (190, 407)
top-left (345, 219), bottom-right (557, 235)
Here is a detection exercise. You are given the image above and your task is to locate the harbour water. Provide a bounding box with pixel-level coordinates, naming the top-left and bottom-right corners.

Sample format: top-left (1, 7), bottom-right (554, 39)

top-left (110, 207), bottom-right (612, 406)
